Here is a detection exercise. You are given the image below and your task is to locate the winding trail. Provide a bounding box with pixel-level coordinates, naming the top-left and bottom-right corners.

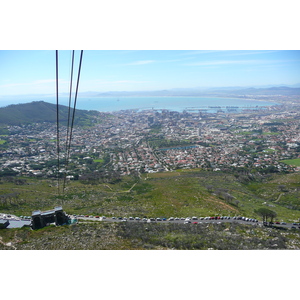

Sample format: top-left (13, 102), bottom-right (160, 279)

top-left (275, 192), bottom-right (284, 202)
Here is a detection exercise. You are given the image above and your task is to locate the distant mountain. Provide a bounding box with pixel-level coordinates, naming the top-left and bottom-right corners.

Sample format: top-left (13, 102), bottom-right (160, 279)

top-left (0, 101), bottom-right (98, 126)
top-left (219, 86), bottom-right (300, 96)
top-left (178, 86), bottom-right (300, 96)
top-left (80, 86), bottom-right (300, 97)
top-left (3, 84), bottom-right (300, 101)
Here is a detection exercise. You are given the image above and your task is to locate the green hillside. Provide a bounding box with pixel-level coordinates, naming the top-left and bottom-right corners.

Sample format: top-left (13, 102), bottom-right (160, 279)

top-left (0, 101), bottom-right (98, 126)
top-left (1, 169), bottom-right (300, 250)
top-left (1, 169), bottom-right (299, 222)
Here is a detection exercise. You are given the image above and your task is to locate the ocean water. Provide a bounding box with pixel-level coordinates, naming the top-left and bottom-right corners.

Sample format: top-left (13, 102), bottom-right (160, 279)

top-left (0, 96), bottom-right (279, 112)
top-left (58, 96), bottom-right (279, 112)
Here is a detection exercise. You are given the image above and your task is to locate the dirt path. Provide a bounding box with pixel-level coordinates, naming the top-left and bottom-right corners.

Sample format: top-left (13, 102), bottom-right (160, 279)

top-left (205, 196), bottom-right (239, 213)
top-left (275, 192), bottom-right (284, 202)
top-left (102, 181), bottom-right (138, 193)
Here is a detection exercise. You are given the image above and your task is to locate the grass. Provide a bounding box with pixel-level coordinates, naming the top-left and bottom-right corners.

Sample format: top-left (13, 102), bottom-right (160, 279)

top-left (262, 132), bottom-right (281, 136)
top-left (1, 170), bottom-right (300, 250)
top-left (1, 170), bottom-right (300, 223)
top-left (237, 131), bottom-right (253, 135)
top-left (93, 159), bottom-right (104, 163)
top-left (281, 158), bottom-right (300, 167)
top-left (246, 172), bottom-right (300, 222)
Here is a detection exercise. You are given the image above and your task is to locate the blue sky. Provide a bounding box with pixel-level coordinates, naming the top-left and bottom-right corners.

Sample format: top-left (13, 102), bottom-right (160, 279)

top-left (0, 50), bottom-right (299, 96)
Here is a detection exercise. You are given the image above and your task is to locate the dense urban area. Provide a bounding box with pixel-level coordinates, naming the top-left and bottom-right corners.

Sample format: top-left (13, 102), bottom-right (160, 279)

top-left (1, 96), bottom-right (300, 179)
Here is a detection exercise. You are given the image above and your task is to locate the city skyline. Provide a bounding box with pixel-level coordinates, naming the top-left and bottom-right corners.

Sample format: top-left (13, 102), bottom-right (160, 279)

top-left (0, 50), bottom-right (299, 98)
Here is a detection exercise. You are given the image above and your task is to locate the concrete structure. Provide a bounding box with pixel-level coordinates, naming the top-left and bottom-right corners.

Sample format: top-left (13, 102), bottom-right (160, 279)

top-left (0, 219), bottom-right (10, 229)
top-left (31, 206), bottom-right (69, 230)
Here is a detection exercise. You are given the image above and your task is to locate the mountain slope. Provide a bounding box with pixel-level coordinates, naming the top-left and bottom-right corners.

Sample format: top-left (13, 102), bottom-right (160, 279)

top-left (0, 101), bottom-right (98, 126)
top-left (92, 86), bottom-right (300, 97)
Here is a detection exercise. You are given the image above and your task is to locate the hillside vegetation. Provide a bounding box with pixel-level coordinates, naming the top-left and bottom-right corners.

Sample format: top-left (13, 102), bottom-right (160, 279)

top-left (1, 216), bottom-right (300, 250)
top-left (0, 101), bottom-right (98, 126)
top-left (1, 169), bottom-right (300, 249)
top-left (1, 169), bottom-right (300, 222)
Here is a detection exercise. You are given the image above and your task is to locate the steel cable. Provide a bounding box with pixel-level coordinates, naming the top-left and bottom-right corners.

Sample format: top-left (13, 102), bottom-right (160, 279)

top-left (56, 50), bottom-right (60, 195)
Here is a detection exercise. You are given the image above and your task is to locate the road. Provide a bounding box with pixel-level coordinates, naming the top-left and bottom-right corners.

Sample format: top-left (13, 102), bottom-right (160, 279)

top-left (74, 216), bottom-right (300, 230)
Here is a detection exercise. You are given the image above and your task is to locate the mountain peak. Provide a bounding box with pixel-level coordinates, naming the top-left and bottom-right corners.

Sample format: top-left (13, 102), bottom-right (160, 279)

top-left (0, 101), bottom-right (95, 126)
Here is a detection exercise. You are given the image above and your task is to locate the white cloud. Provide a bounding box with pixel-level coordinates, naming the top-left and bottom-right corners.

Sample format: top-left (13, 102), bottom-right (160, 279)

top-left (125, 60), bottom-right (155, 65)
top-left (0, 78), bottom-right (66, 88)
top-left (183, 59), bottom-right (295, 67)
top-left (221, 50), bottom-right (279, 56)
top-left (33, 79), bottom-right (56, 84)
top-left (184, 60), bottom-right (256, 66)
top-left (88, 79), bottom-right (150, 85)
top-left (0, 78), bottom-right (70, 95)
top-left (176, 50), bottom-right (227, 57)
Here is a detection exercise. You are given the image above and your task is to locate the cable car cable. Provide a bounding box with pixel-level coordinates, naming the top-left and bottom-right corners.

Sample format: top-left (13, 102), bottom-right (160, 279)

top-left (62, 50), bottom-right (75, 193)
top-left (67, 50), bottom-right (83, 160)
top-left (56, 50), bottom-right (83, 195)
top-left (55, 50), bottom-right (60, 195)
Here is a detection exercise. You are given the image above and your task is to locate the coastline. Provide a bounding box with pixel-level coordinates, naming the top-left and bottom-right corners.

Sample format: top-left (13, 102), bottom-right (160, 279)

top-left (0, 95), bottom-right (281, 112)
top-left (65, 96), bottom-right (281, 112)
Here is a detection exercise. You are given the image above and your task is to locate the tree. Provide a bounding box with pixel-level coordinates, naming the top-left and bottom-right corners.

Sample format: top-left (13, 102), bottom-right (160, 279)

top-left (254, 207), bottom-right (277, 224)
top-left (224, 193), bottom-right (234, 203)
top-left (278, 185), bottom-right (288, 192)
top-left (206, 185), bottom-right (214, 192)
top-left (268, 210), bottom-right (277, 223)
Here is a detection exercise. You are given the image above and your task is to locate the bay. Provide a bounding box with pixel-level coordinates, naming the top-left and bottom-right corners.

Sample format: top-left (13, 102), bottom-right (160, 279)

top-left (57, 96), bottom-right (279, 112)
top-left (0, 96), bottom-right (279, 112)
